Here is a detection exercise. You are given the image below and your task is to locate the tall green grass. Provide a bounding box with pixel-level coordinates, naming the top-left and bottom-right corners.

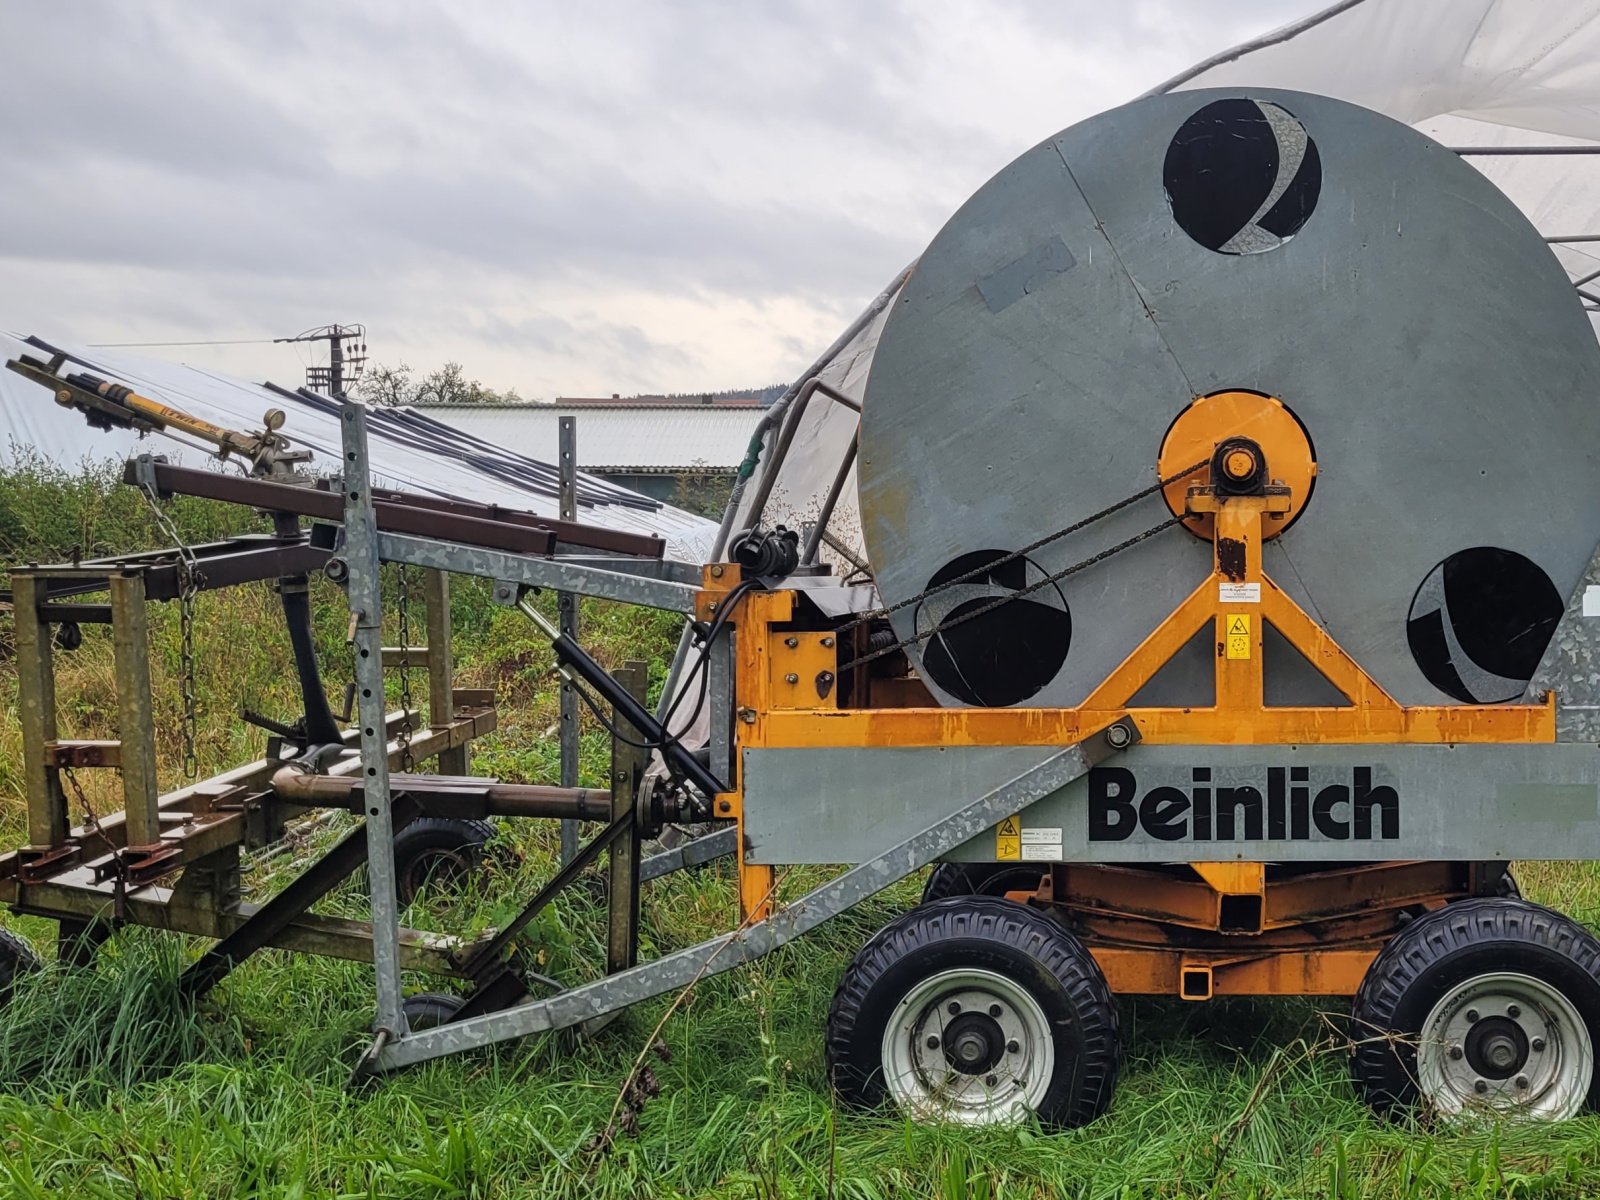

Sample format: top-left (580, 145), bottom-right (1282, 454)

top-left (4, 464), bottom-right (1600, 1197)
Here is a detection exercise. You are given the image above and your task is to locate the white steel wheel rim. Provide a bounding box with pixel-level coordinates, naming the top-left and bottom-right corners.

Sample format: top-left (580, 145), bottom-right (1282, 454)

top-left (880, 966), bottom-right (1056, 1125)
top-left (1417, 971), bottom-right (1592, 1121)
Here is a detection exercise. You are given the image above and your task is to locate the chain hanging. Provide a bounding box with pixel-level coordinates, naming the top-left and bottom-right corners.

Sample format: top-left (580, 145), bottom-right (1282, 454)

top-left (137, 482), bottom-right (203, 778)
top-left (838, 458), bottom-right (1211, 675)
top-left (62, 765), bottom-right (128, 919)
top-left (396, 562), bottom-right (415, 773)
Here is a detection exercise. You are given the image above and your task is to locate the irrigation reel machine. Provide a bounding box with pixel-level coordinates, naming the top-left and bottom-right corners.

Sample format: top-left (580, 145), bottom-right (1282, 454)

top-left (7, 88), bottom-right (1600, 1128)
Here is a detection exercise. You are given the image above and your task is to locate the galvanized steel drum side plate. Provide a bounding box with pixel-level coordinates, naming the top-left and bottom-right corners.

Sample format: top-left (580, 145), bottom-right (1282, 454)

top-left (859, 88), bottom-right (1600, 708)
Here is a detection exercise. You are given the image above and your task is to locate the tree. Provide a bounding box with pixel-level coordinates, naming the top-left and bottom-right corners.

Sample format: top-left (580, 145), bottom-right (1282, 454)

top-left (355, 361), bottom-right (416, 407)
top-left (354, 360), bottom-right (523, 407)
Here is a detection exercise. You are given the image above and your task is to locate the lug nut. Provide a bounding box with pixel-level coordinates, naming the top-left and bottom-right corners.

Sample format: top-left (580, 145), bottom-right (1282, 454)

top-left (947, 1001), bottom-right (961, 1015)
top-left (985, 1075), bottom-right (998, 1088)
top-left (1466, 1009), bottom-right (1480, 1023)
top-left (1507, 1004), bottom-right (1521, 1018)
top-left (1474, 1080), bottom-right (1488, 1094)
top-left (926, 1036), bottom-right (940, 1050)
top-left (989, 1004), bottom-right (1003, 1018)
top-left (1006, 1039), bottom-right (1020, 1054)
top-left (1449, 1046), bottom-right (1464, 1061)
top-left (1532, 1037), bottom-right (1546, 1052)
top-left (1515, 1075), bottom-right (1529, 1090)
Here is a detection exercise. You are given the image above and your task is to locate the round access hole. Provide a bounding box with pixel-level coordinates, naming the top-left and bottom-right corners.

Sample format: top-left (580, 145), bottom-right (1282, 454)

top-left (913, 550), bottom-right (1071, 707)
top-left (1406, 547), bottom-right (1563, 704)
top-left (1164, 97), bottom-right (1321, 255)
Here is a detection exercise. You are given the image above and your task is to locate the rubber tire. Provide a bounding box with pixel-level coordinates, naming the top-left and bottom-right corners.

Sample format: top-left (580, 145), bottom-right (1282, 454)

top-left (392, 817), bottom-right (495, 905)
top-left (0, 927), bottom-right (41, 997)
top-left (402, 991), bottom-right (465, 1032)
top-left (921, 862), bottom-right (1049, 905)
top-left (1351, 897), bottom-right (1600, 1117)
top-left (827, 895), bottom-right (1120, 1129)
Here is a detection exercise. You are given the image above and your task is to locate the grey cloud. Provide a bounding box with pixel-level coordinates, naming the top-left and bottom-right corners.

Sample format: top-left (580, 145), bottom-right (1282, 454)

top-left (0, 0), bottom-right (1320, 394)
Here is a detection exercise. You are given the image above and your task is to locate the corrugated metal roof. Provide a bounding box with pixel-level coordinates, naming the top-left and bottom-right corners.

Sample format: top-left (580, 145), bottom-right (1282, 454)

top-left (0, 333), bottom-right (717, 561)
top-left (411, 403), bottom-right (764, 473)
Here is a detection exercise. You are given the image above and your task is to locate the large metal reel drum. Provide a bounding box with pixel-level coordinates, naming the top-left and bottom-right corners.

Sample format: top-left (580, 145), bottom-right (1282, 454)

top-left (859, 88), bottom-right (1600, 710)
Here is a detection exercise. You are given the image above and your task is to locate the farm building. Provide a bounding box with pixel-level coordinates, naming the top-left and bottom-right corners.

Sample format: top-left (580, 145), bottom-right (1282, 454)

top-left (411, 394), bottom-right (767, 505)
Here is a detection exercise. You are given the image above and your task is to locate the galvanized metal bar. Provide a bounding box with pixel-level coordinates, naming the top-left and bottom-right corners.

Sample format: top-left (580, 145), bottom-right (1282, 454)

top-left (638, 824), bottom-right (738, 883)
top-left (341, 402), bottom-right (408, 1039)
top-left (551, 555), bottom-right (703, 583)
top-left (423, 569), bottom-right (468, 775)
top-left (108, 572), bottom-right (161, 848)
top-left (800, 430), bottom-right (858, 566)
top-left (706, 625), bottom-right (734, 785)
top-left (11, 575), bottom-right (67, 848)
top-left (654, 263), bottom-right (911, 720)
top-left (1453, 146), bottom-right (1600, 155)
top-left (559, 414), bottom-right (581, 865)
top-left (378, 531), bottom-right (699, 614)
top-left (607, 661), bottom-right (647, 973)
top-left (375, 719), bottom-right (1133, 1069)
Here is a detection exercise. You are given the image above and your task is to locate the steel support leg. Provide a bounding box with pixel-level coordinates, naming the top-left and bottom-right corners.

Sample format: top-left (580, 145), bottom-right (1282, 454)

top-left (12, 575), bottom-right (67, 848)
top-left (558, 414), bottom-right (581, 865)
top-left (109, 572), bottom-right (161, 848)
top-left (341, 402), bottom-right (408, 1040)
top-left (423, 569), bottom-right (468, 775)
top-left (607, 660), bottom-right (647, 973)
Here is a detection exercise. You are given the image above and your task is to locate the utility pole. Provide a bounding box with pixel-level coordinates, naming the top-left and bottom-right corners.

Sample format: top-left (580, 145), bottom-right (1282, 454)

top-left (275, 324), bottom-right (367, 397)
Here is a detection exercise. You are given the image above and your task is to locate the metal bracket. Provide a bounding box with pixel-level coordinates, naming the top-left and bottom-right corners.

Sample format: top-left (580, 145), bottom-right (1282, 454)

top-left (373, 718), bottom-right (1136, 1070)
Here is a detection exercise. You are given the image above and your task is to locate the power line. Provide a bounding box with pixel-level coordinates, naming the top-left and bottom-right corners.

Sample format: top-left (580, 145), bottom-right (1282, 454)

top-left (86, 337), bottom-right (280, 348)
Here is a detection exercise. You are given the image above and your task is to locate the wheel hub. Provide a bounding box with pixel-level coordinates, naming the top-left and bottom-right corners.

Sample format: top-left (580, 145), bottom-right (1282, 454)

top-left (1418, 971), bottom-right (1593, 1120)
top-left (942, 1012), bottom-right (1006, 1076)
top-left (1465, 1016), bottom-right (1528, 1080)
top-left (880, 967), bottom-right (1056, 1125)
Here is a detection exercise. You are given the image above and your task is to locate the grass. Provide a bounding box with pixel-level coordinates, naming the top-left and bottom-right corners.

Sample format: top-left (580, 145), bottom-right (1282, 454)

top-left (5, 464), bottom-right (1600, 1196)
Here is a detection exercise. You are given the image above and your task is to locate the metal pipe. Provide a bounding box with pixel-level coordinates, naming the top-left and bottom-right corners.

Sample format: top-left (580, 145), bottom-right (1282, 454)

top-left (737, 378), bottom-right (866, 559)
top-left (800, 431), bottom-right (859, 566)
top-left (1142, 0), bottom-right (1371, 97)
top-left (655, 263), bottom-right (910, 721)
top-left (1453, 146), bottom-right (1600, 155)
top-left (269, 768), bottom-right (612, 821)
top-left (1547, 235), bottom-right (1600, 243)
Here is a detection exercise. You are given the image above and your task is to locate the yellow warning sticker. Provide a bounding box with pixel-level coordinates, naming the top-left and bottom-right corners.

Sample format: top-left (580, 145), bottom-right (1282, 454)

top-left (996, 815), bottom-right (1021, 861)
top-left (1226, 612), bottom-right (1252, 660)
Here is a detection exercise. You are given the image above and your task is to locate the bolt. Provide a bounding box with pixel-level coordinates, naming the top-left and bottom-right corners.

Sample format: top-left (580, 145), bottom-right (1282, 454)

top-left (1466, 1009), bottom-right (1480, 1023)
top-left (821, 636), bottom-right (835, 648)
top-left (717, 799), bottom-right (732, 814)
top-left (1106, 722), bottom-right (1133, 749)
top-left (738, 708), bottom-right (757, 724)
top-left (926, 1036), bottom-right (940, 1050)
top-left (784, 636), bottom-right (799, 648)
top-left (784, 673), bottom-right (799, 684)
top-left (989, 1004), bottom-right (1003, 1018)
top-left (1449, 1046), bottom-right (1464, 1061)
top-left (1474, 1080), bottom-right (1488, 1094)
top-left (710, 564), bottom-right (724, 578)
top-left (947, 1001), bottom-right (961, 1015)
top-left (1533, 1037), bottom-right (1546, 1052)
top-left (1006, 1039), bottom-right (1020, 1054)
top-left (985, 1075), bottom-right (998, 1088)
top-left (1515, 1075), bottom-right (1529, 1090)
top-left (1507, 1004), bottom-right (1520, 1019)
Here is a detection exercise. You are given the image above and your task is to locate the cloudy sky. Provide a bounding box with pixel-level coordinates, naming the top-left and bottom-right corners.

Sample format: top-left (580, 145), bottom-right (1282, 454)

top-left (1, 1), bottom-right (1319, 399)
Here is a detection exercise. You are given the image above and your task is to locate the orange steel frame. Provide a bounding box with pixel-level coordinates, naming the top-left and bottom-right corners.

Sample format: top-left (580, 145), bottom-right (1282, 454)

top-left (706, 486), bottom-right (1553, 996)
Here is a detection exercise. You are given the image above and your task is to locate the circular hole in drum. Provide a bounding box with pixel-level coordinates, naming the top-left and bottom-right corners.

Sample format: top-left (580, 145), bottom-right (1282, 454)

top-left (913, 550), bottom-right (1071, 708)
top-left (1164, 98), bottom-right (1321, 255)
top-left (1405, 547), bottom-right (1563, 704)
